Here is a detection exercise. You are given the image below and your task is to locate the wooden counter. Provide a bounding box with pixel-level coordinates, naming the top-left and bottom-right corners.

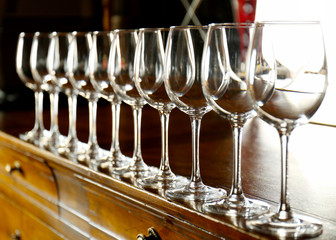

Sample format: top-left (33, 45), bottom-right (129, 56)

top-left (0, 98), bottom-right (335, 239)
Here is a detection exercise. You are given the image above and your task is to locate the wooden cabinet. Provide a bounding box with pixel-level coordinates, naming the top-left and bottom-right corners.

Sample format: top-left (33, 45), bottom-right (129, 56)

top-left (0, 105), bottom-right (335, 239)
top-left (0, 131), bottom-right (261, 239)
top-left (0, 192), bottom-right (63, 240)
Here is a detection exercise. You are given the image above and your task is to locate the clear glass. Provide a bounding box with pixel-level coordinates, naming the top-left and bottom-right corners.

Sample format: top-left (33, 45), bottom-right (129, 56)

top-left (163, 25), bottom-right (226, 203)
top-left (134, 28), bottom-right (188, 195)
top-left (246, 21), bottom-right (327, 238)
top-left (109, 29), bottom-right (156, 183)
top-left (201, 23), bottom-right (270, 218)
top-left (48, 32), bottom-right (81, 160)
top-left (90, 31), bottom-right (132, 173)
top-left (16, 32), bottom-right (45, 147)
top-left (68, 31), bottom-right (103, 167)
top-left (31, 32), bottom-right (61, 152)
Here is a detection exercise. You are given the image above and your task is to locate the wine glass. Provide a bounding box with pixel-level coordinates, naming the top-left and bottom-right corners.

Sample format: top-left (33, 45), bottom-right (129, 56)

top-left (246, 21), bottom-right (327, 238)
top-left (163, 25), bottom-right (226, 203)
top-left (68, 31), bottom-right (103, 167)
top-left (89, 31), bottom-right (132, 173)
top-left (31, 32), bottom-right (61, 152)
top-left (16, 32), bottom-right (45, 146)
top-left (109, 29), bottom-right (156, 182)
top-left (201, 23), bottom-right (270, 218)
top-left (47, 32), bottom-right (81, 160)
top-left (134, 28), bottom-right (188, 194)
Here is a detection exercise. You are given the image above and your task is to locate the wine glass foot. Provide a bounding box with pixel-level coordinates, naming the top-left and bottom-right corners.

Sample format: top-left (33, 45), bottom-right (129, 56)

top-left (97, 155), bottom-right (133, 175)
top-left (20, 129), bottom-right (48, 148)
top-left (246, 213), bottom-right (323, 238)
top-left (137, 174), bottom-right (189, 195)
top-left (203, 197), bottom-right (269, 218)
top-left (111, 164), bottom-right (158, 185)
top-left (165, 184), bottom-right (226, 203)
top-left (19, 131), bottom-right (36, 143)
top-left (76, 152), bottom-right (104, 169)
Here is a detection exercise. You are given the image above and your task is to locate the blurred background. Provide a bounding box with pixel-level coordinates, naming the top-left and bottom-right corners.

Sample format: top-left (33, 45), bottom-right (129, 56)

top-left (0, 0), bottom-right (241, 111)
top-left (0, 0), bottom-right (334, 125)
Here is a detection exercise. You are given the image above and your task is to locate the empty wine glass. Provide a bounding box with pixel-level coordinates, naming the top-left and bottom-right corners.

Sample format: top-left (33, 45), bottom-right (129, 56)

top-left (202, 23), bottom-right (269, 218)
top-left (134, 28), bottom-right (188, 194)
top-left (16, 32), bottom-right (45, 146)
top-left (68, 31), bottom-right (103, 167)
top-left (47, 32), bottom-right (81, 159)
top-left (31, 32), bottom-right (61, 152)
top-left (109, 29), bottom-right (156, 182)
top-left (246, 21), bottom-right (327, 238)
top-left (163, 25), bottom-right (226, 202)
top-left (90, 31), bottom-right (132, 173)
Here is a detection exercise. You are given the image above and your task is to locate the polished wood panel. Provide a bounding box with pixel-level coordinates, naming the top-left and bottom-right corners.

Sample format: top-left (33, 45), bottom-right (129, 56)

top-left (0, 190), bottom-right (64, 240)
top-left (0, 99), bottom-right (335, 239)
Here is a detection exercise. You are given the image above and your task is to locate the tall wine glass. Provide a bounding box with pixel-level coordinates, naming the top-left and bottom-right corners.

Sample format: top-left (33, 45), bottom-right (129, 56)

top-left (246, 21), bottom-right (327, 238)
top-left (163, 25), bottom-right (226, 202)
top-left (31, 32), bottom-right (61, 152)
top-left (68, 31), bottom-right (103, 167)
top-left (16, 32), bottom-right (45, 146)
top-left (134, 28), bottom-right (188, 194)
top-left (47, 32), bottom-right (80, 159)
top-left (90, 31), bottom-right (131, 173)
top-left (202, 23), bottom-right (269, 217)
top-left (109, 29), bottom-right (156, 182)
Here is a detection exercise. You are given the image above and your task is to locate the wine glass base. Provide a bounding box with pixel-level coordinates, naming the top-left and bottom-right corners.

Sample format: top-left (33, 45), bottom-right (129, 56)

top-left (137, 174), bottom-right (189, 194)
top-left (97, 156), bottom-right (133, 175)
top-left (203, 197), bottom-right (270, 218)
top-left (111, 163), bottom-right (158, 184)
top-left (19, 131), bottom-right (36, 143)
top-left (20, 130), bottom-right (49, 149)
top-left (246, 213), bottom-right (323, 238)
top-left (165, 184), bottom-right (226, 203)
top-left (77, 151), bottom-right (105, 169)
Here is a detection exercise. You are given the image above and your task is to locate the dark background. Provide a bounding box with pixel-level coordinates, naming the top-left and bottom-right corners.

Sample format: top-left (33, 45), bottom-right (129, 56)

top-left (0, 0), bottom-right (233, 111)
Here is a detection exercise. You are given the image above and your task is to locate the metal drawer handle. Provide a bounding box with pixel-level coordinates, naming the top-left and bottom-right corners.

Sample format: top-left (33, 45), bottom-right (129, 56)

top-left (137, 227), bottom-right (161, 240)
top-left (11, 229), bottom-right (21, 240)
top-left (5, 161), bottom-right (23, 175)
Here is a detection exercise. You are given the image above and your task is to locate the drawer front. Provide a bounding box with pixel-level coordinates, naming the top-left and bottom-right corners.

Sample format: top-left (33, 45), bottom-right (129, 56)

top-left (78, 176), bottom-right (220, 240)
top-left (0, 145), bottom-right (58, 204)
top-left (0, 145), bottom-right (58, 212)
top-left (0, 192), bottom-right (64, 240)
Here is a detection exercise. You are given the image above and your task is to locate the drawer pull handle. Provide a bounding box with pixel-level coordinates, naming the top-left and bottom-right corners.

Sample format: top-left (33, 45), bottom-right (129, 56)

top-left (5, 161), bottom-right (23, 175)
top-left (11, 230), bottom-right (21, 240)
top-left (137, 227), bottom-right (161, 240)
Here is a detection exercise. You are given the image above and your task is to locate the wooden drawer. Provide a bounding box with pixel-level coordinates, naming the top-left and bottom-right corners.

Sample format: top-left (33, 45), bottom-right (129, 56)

top-left (0, 192), bottom-right (64, 240)
top-left (0, 143), bottom-right (58, 211)
top-left (75, 174), bottom-right (257, 240)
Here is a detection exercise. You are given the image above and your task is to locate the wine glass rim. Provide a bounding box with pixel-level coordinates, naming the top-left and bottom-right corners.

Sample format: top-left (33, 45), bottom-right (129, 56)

top-left (256, 20), bottom-right (321, 26)
top-left (138, 27), bottom-right (170, 32)
top-left (170, 25), bottom-right (208, 30)
top-left (209, 22), bottom-right (254, 28)
top-left (113, 28), bottom-right (139, 33)
top-left (71, 31), bottom-right (92, 36)
top-left (19, 32), bottom-right (35, 37)
top-left (92, 30), bottom-right (113, 35)
top-left (34, 31), bottom-right (53, 37)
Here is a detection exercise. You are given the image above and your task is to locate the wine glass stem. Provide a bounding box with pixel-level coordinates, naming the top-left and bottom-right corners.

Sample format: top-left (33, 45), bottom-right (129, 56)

top-left (34, 89), bottom-right (44, 133)
top-left (132, 106), bottom-right (144, 166)
top-left (189, 116), bottom-right (204, 189)
top-left (49, 88), bottom-right (60, 141)
top-left (229, 121), bottom-right (245, 200)
top-left (88, 95), bottom-right (99, 150)
top-left (67, 91), bottom-right (78, 140)
top-left (159, 110), bottom-right (172, 173)
top-left (277, 129), bottom-right (293, 220)
top-left (110, 102), bottom-right (122, 157)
